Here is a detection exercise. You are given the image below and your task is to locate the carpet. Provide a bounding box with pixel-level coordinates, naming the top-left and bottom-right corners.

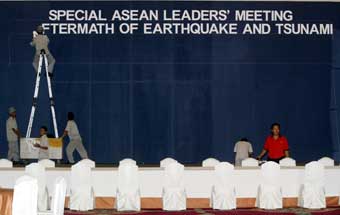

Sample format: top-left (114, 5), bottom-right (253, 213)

top-left (64, 208), bottom-right (340, 215)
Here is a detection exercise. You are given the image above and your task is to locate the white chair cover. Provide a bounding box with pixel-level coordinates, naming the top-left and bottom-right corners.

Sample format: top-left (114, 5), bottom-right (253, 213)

top-left (38, 159), bottom-right (55, 168)
top-left (210, 162), bottom-right (236, 210)
top-left (241, 158), bottom-right (259, 167)
top-left (116, 163), bottom-right (141, 211)
top-left (38, 177), bottom-right (67, 215)
top-left (318, 157), bottom-right (335, 167)
top-left (256, 161), bottom-right (282, 209)
top-left (160, 157), bottom-right (177, 168)
top-left (162, 162), bottom-right (186, 211)
top-left (69, 162), bottom-right (95, 211)
top-left (279, 157), bottom-right (296, 167)
top-left (298, 161), bottom-right (326, 209)
top-left (202, 158), bottom-right (220, 167)
top-left (79, 159), bottom-right (96, 168)
top-left (0, 159), bottom-right (13, 168)
top-left (119, 158), bottom-right (137, 166)
top-left (12, 175), bottom-right (38, 215)
top-left (25, 163), bottom-right (50, 211)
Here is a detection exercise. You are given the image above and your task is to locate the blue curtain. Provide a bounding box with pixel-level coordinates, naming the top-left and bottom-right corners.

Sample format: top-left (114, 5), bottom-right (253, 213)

top-left (0, 2), bottom-right (338, 163)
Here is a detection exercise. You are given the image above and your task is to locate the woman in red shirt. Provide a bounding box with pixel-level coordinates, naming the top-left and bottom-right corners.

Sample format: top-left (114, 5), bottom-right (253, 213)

top-left (256, 123), bottom-right (290, 163)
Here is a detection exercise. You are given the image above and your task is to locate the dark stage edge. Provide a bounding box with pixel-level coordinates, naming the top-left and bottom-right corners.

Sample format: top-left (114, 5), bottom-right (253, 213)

top-left (64, 208), bottom-right (340, 215)
top-left (12, 161), bottom-right (166, 168)
top-left (12, 161), bottom-right (334, 168)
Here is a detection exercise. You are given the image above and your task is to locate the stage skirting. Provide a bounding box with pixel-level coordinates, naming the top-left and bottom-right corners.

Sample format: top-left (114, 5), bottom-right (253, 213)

top-left (0, 166), bottom-right (339, 209)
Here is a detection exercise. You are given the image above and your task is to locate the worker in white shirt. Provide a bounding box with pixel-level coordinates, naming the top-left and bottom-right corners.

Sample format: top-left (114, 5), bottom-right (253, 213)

top-left (34, 126), bottom-right (49, 160)
top-left (6, 107), bottom-right (20, 162)
top-left (234, 138), bottom-right (253, 166)
top-left (30, 25), bottom-right (55, 77)
top-left (61, 112), bottom-right (88, 164)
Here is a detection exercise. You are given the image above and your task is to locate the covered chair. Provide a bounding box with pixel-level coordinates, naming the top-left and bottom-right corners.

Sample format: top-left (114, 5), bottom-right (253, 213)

top-left (116, 163), bottom-right (141, 211)
top-left (162, 162), bottom-right (186, 211)
top-left (256, 161), bottom-right (282, 209)
top-left (12, 175), bottom-right (38, 215)
top-left (38, 159), bottom-right (55, 168)
top-left (241, 158), bottom-right (259, 167)
top-left (38, 177), bottom-right (67, 215)
top-left (160, 157), bottom-right (177, 168)
top-left (69, 162), bottom-right (95, 211)
top-left (202, 158), bottom-right (220, 167)
top-left (25, 163), bottom-right (50, 211)
top-left (0, 159), bottom-right (13, 168)
top-left (210, 162), bottom-right (236, 210)
top-left (119, 158), bottom-right (137, 166)
top-left (318, 157), bottom-right (335, 167)
top-left (279, 157), bottom-right (296, 167)
top-left (298, 161), bottom-right (326, 209)
top-left (79, 158), bottom-right (96, 168)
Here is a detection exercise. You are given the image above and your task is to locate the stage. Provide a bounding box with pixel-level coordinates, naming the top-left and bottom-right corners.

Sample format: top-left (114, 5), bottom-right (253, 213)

top-left (0, 165), bottom-right (339, 209)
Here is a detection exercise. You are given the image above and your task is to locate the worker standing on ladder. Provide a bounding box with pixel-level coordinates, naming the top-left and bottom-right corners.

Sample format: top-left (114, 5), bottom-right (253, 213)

top-left (30, 25), bottom-right (55, 77)
top-left (26, 24), bottom-right (59, 141)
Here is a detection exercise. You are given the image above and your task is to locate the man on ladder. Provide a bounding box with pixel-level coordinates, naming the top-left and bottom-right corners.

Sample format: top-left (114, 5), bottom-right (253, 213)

top-left (30, 25), bottom-right (55, 77)
top-left (26, 25), bottom-right (59, 140)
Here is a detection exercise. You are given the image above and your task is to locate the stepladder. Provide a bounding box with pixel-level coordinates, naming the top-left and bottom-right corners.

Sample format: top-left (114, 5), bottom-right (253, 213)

top-left (26, 49), bottom-right (59, 138)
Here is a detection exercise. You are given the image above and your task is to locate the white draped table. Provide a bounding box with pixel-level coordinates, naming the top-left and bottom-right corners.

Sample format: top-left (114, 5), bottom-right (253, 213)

top-left (0, 166), bottom-right (339, 208)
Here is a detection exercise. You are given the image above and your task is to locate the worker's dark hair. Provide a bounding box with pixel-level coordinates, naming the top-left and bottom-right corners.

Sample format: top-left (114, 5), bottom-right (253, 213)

top-left (40, 126), bottom-right (48, 131)
top-left (240, 137), bottom-right (249, 142)
top-left (270, 122), bottom-right (281, 130)
top-left (270, 122), bottom-right (282, 136)
top-left (36, 25), bottom-right (44, 34)
top-left (68, 112), bottom-right (75, 120)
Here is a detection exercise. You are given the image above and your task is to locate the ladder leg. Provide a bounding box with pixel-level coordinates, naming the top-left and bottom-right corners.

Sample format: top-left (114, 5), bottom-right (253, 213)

top-left (26, 55), bottom-right (43, 138)
top-left (44, 54), bottom-right (59, 138)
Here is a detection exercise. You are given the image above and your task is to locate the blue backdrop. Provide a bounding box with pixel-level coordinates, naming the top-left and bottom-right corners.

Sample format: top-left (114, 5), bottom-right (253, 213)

top-left (0, 1), bottom-right (339, 164)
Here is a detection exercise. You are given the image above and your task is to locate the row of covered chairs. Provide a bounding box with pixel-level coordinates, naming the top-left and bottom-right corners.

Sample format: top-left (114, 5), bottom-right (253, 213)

top-left (203, 157), bottom-right (335, 167)
top-left (68, 158), bottom-right (187, 211)
top-left (10, 159), bottom-right (187, 213)
top-left (0, 156), bottom-right (336, 169)
top-left (7, 156), bottom-right (336, 213)
top-left (78, 159), bottom-right (330, 211)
